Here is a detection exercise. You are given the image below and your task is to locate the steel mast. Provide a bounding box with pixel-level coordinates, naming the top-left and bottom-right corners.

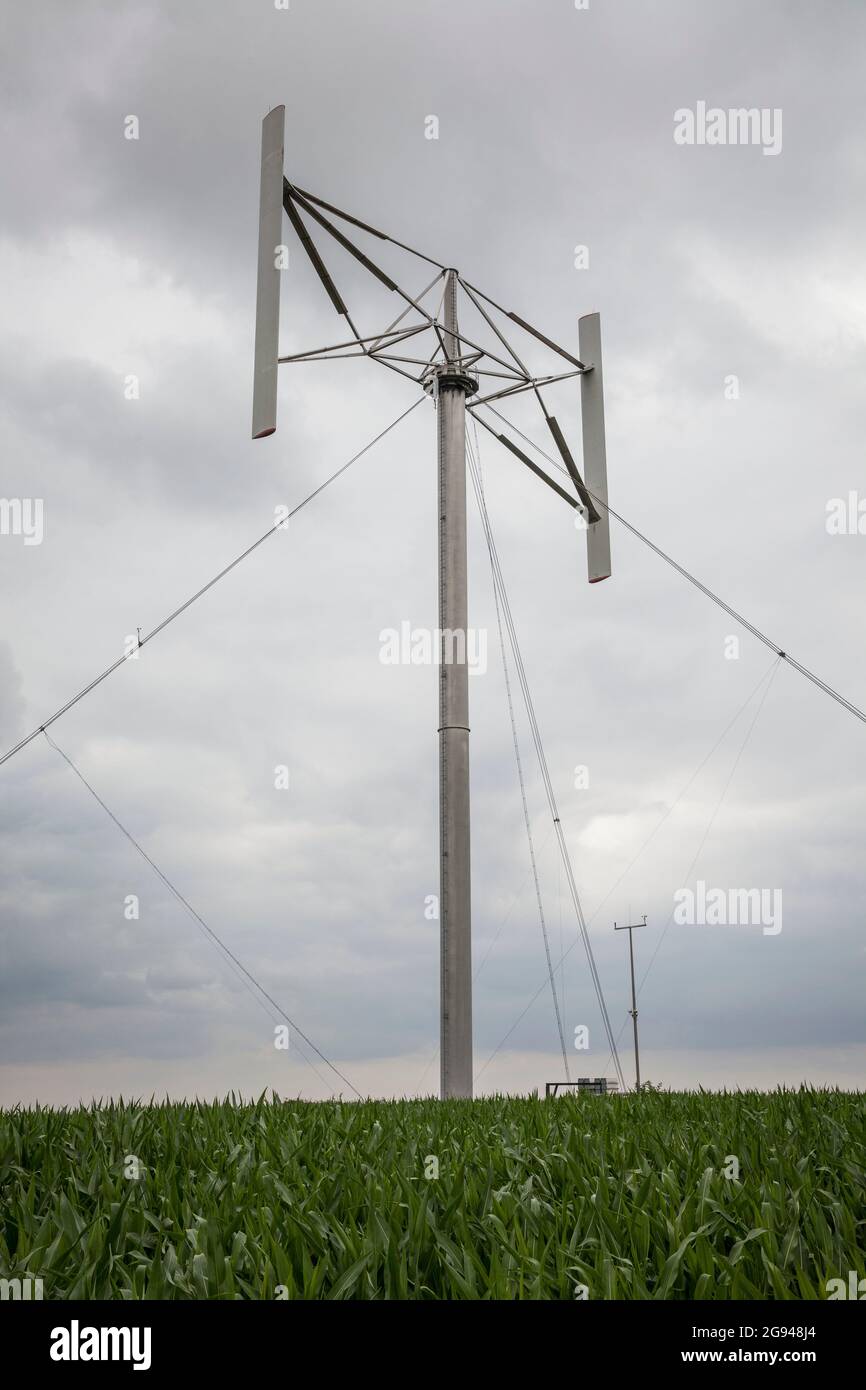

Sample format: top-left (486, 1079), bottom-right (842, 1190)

top-left (437, 271), bottom-right (478, 1098)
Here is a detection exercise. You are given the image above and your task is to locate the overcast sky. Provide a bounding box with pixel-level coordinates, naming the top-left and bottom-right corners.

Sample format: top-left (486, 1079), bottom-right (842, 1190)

top-left (1, 0), bottom-right (865, 1105)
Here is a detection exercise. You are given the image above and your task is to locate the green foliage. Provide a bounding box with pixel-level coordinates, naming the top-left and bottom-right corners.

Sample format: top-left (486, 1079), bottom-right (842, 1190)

top-left (1, 1088), bottom-right (863, 1300)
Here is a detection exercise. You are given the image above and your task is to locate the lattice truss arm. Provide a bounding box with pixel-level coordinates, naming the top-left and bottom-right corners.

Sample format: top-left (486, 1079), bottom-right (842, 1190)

top-left (253, 105), bottom-right (610, 583)
top-left (281, 183), bottom-right (582, 379)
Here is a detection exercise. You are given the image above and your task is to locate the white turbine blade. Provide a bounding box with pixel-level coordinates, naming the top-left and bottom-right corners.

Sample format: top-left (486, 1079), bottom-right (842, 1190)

top-left (252, 105), bottom-right (285, 440)
top-left (579, 312), bottom-right (611, 583)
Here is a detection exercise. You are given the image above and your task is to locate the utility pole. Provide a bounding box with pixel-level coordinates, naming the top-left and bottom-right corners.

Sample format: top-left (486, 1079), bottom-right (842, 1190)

top-left (437, 270), bottom-right (478, 1099)
top-left (614, 915), bottom-right (646, 1092)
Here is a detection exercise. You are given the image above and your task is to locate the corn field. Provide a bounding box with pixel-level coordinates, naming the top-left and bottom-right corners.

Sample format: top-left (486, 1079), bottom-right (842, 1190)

top-left (1, 1088), bottom-right (863, 1299)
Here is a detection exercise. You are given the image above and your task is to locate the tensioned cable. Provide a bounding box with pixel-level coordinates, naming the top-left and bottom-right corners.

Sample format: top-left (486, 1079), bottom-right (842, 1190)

top-left (0, 399), bottom-right (423, 770)
top-left (467, 427), bottom-right (570, 1080)
top-left (465, 424), bottom-right (625, 1090)
top-left (43, 728), bottom-right (362, 1100)
top-left (481, 403), bottom-right (866, 729)
top-left (469, 493), bottom-right (625, 1089)
top-left (467, 428), bottom-right (570, 1080)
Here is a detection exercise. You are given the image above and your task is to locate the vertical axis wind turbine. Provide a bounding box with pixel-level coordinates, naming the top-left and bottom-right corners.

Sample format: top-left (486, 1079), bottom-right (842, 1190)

top-left (251, 106), bottom-right (612, 1099)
